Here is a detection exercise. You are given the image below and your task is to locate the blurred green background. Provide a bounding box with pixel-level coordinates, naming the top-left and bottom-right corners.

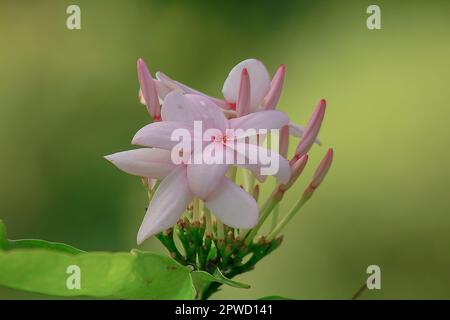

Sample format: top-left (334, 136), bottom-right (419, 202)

top-left (1, 0), bottom-right (450, 299)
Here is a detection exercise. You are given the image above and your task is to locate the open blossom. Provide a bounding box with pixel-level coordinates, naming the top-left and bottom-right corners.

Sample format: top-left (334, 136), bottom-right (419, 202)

top-left (111, 57), bottom-right (332, 247)
top-left (133, 91), bottom-right (291, 180)
top-left (106, 148), bottom-right (259, 244)
top-left (138, 58), bottom-right (320, 142)
top-left (103, 57), bottom-right (334, 300)
top-left (106, 91), bottom-right (291, 244)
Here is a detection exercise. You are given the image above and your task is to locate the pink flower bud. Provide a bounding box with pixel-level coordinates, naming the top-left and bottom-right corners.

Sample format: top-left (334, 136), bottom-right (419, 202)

top-left (279, 154), bottom-right (308, 192)
top-left (236, 68), bottom-right (251, 117)
top-left (263, 64), bottom-right (285, 110)
top-left (294, 99), bottom-right (326, 158)
top-left (279, 125), bottom-right (289, 158)
top-left (303, 148), bottom-right (333, 198)
top-left (137, 58), bottom-right (160, 121)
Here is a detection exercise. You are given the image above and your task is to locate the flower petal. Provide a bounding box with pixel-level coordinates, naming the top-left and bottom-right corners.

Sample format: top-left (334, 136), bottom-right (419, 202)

top-left (162, 92), bottom-right (228, 133)
top-left (132, 121), bottom-right (194, 150)
top-left (227, 142), bottom-right (291, 184)
top-left (288, 122), bottom-right (322, 145)
top-left (205, 177), bottom-right (259, 229)
top-left (105, 148), bottom-right (176, 180)
top-left (237, 163), bottom-right (267, 183)
top-left (228, 110), bottom-right (289, 138)
top-left (288, 122), bottom-right (305, 137)
top-left (222, 145), bottom-right (266, 182)
top-left (187, 146), bottom-right (229, 200)
top-left (161, 91), bottom-right (201, 122)
top-left (222, 59), bottom-right (270, 112)
top-left (154, 79), bottom-right (172, 101)
top-left (137, 165), bottom-right (193, 244)
top-left (139, 81), bottom-right (171, 105)
top-left (156, 71), bottom-right (229, 109)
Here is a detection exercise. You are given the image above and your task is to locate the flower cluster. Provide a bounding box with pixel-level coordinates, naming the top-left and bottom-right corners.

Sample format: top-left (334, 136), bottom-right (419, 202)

top-left (105, 58), bottom-right (333, 299)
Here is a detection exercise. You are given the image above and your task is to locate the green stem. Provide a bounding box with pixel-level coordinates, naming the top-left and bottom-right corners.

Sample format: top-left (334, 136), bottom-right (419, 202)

top-left (147, 180), bottom-right (160, 201)
top-left (204, 207), bottom-right (212, 235)
top-left (245, 195), bottom-right (280, 245)
top-left (351, 281), bottom-right (368, 300)
top-left (267, 196), bottom-right (309, 241)
top-left (271, 203), bottom-right (280, 230)
top-left (217, 219), bottom-right (224, 240)
top-left (193, 198), bottom-right (200, 221)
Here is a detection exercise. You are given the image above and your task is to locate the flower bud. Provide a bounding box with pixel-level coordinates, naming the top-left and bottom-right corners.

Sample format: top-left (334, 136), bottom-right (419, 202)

top-left (263, 64), bottom-right (285, 110)
top-left (294, 99), bottom-right (326, 158)
top-left (279, 125), bottom-right (289, 158)
top-left (137, 58), bottom-right (160, 121)
top-left (279, 154), bottom-right (308, 192)
top-left (236, 68), bottom-right (251, 117)
top-left (303, 148), bottom-right (333, 198)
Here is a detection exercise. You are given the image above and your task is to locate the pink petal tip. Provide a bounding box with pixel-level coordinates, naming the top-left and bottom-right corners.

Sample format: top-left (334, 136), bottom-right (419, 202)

top-left (294, 99), bottom-right (326, 157)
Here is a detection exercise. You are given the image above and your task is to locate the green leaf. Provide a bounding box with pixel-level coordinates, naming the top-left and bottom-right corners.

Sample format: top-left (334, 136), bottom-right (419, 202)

top-left (258, 295), bottom-right (295, 300)
top-left (131, 249), bottom-right (195, 299)
top-left (0, 219), bottom-right (84, 254)
top-left (0, 248), bottom-right (195, 299)
top-left (6, 239), bottom-right (85, 255)
top-left (192, 268), bottom-right (250, 290)
top-left (0, 220), bottom-right (195, 299)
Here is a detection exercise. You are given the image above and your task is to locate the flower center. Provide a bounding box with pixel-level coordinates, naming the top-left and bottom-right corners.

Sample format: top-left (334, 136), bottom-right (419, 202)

top-left (210, 134), bottom-right (229, 143)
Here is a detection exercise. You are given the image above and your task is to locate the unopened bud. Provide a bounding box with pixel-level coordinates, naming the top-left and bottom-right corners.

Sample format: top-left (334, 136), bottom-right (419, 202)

top-left (279, 125), bottom-right (289, 158)
top-left (303, 148), bottom-right (333, 198)
top-left (137, 58), bottom-right (160, 121)
top-left (263, 64), bottom-right (285, 110)
top-left (295, 99), bottom-right (326, 157)
top-left (279, 154), bottom-right (308, 192)
top-left (236, 68), bottom-right (251, 117)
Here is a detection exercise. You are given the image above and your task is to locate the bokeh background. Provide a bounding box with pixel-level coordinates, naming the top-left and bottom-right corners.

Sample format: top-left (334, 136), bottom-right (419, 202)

top-left (1, 0), bottom-right (450, 299)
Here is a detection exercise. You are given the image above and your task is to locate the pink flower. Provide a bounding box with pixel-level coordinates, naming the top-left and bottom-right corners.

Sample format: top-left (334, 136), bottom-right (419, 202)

top-left (139, 58), bottom-right (320, 142)
top-left (106, 92), bottom-right (291, 244)
top-left (132, 92), bottom-right (291, 184)
top-left (106, 148), bottom-right (260, 244)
